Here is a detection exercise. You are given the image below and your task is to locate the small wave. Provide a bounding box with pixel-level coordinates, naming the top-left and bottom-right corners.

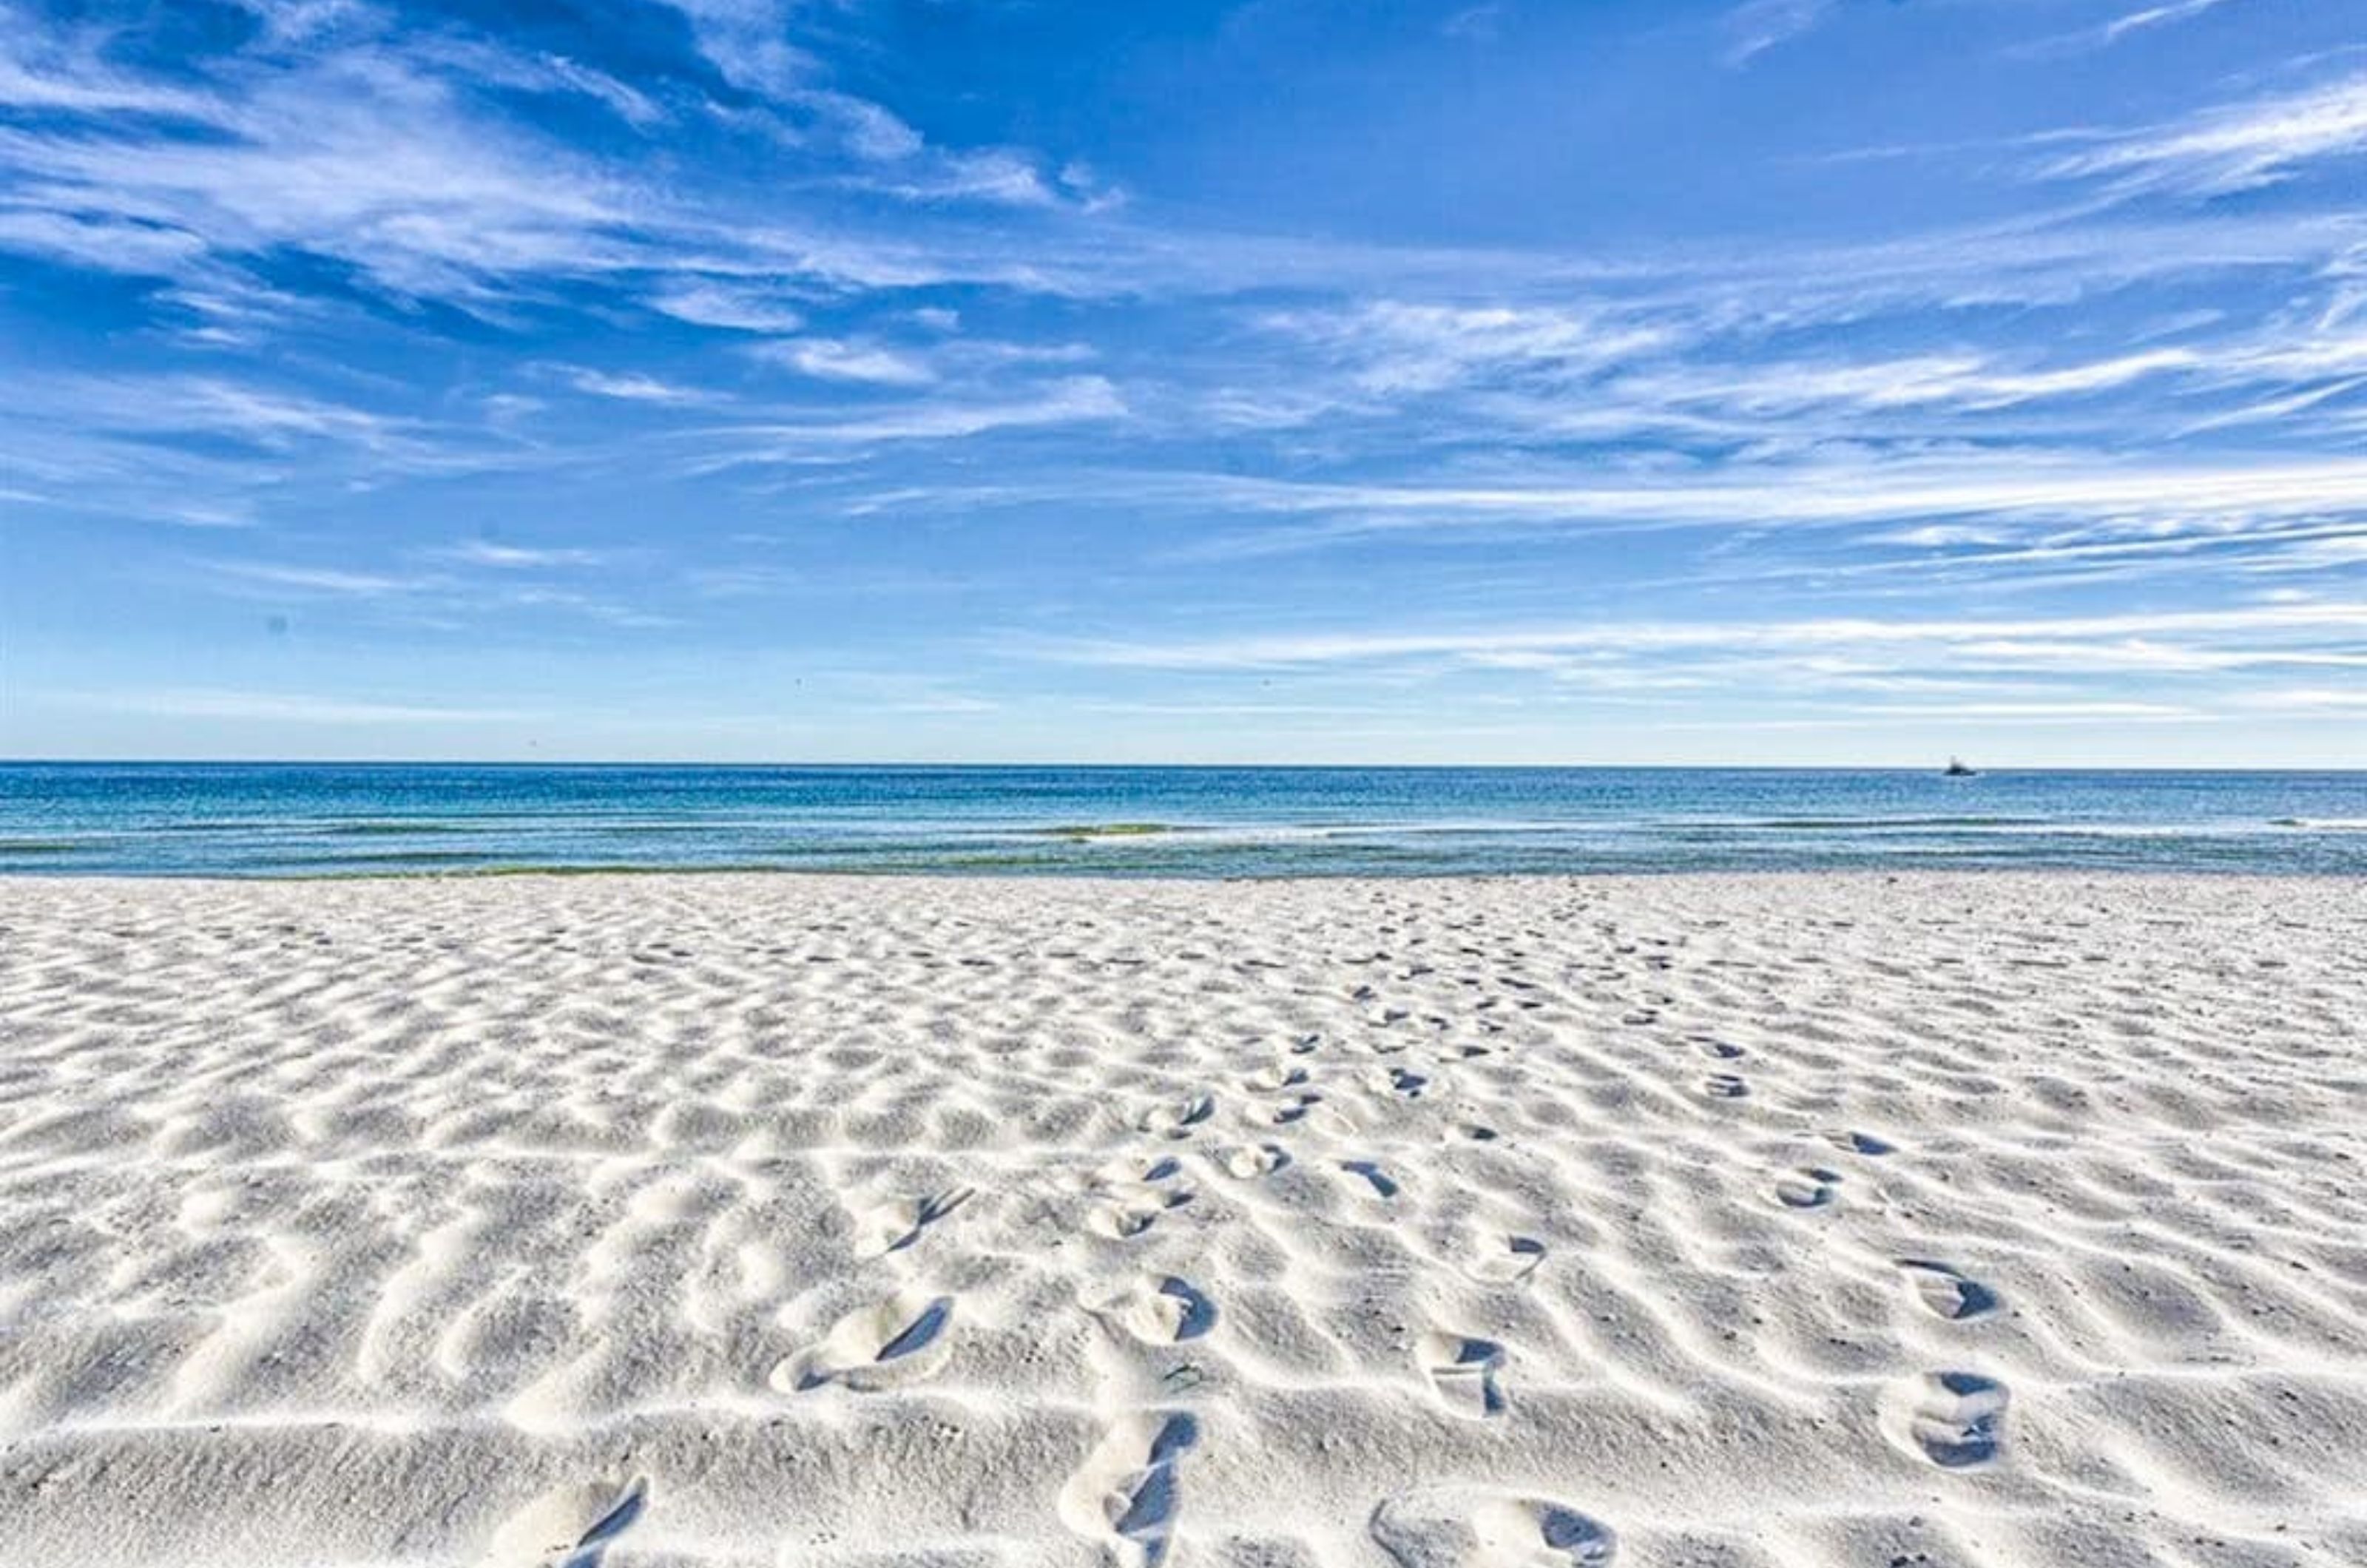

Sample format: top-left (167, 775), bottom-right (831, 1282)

top-left (300, 849), bottom-right (492, 867)
top-left (1033, 822), bottom-right (1177, 840)
top-left (2272, 817), bottom-right (2367, 831)
top-left (0, 838), bottom-right (87, 854)
top-left (1681, 815), bottom-right (2049, 831)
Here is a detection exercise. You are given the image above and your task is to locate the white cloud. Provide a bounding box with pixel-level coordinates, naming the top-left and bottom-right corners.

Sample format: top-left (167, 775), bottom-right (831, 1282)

top-left (1442, 5), bottom-right (1507, 44)
top-left (2247, 686), bottom-right (2367, 711)
top-left (0, 54), bottom-right (638, 300)
top-left (684, 376), bottom-right (1126, 467)
top-left (1143, 453), bottom-right (2367, 555)
top-left (651, 0), bottom-right (813, 97)
top-left (760, 338), bottom-right (939, 386)
top-left (2101, 0), bottom-right (2243, 45)
top-left (561, 368), bottom-right (716, 405)
top-left (2045, 71), bottom-right (2367, 195)
top-left (13, 374), bottom-right (411, 452)
top-left (863, 147), bottom-right (1059, 209)
top-left (75, 687), bottom-right (538, 724)
top-left (208, 561), bottom-right (425, 595)
top-left (1266, 301), bottom-right (1669, 395)
top-left (0, 209), bottom-right (207, 275)
top-left (1031, 601), bottom-right (2367, 670)
top-left (0, 27), bottom-right (215, 115)
top-left (1723, 0), bottom-right (1835, 67)
top-left (435, 540), bottom-right (610, 568)
top-left (649, 281), bottom-right (806, 333)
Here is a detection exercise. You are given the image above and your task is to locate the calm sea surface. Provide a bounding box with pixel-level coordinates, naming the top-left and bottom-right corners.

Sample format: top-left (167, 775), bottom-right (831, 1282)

top-left (1, 764), bottom-right (2362, 878)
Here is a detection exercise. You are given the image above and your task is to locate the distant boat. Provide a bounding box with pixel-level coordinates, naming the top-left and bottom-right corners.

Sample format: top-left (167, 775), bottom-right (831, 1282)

top-left (1942, 757), bottom-right (1978, 777)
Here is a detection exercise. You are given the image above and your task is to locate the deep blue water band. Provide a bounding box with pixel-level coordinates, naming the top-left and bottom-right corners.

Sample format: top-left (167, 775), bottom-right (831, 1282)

top-left (2, 763), bottom-right (2363, 878)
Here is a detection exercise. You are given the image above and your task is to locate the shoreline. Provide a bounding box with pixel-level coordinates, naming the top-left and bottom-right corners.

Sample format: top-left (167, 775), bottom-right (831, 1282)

top-left (7, 863), bottom-right (2367, 886)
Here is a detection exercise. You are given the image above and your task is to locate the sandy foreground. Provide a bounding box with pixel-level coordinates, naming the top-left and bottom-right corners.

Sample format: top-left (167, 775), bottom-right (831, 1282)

top-left (1, 873), bottom-right (2362, 1568)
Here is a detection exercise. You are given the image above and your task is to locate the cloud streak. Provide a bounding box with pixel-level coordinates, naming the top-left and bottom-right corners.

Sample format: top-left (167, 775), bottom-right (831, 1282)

top-left (2044, 70), bottom-right (2367, 195)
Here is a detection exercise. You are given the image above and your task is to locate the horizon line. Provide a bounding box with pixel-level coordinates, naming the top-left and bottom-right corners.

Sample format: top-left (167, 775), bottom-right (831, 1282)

top-left (7, 757), bottom-right (2365, 774)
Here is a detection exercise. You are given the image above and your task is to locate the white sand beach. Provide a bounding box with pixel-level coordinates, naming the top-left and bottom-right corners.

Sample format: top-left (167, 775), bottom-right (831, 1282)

top-left (1, 872), bottom-right (2362, 1568)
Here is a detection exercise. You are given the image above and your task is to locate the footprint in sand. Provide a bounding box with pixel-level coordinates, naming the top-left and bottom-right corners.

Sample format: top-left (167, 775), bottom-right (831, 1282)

top-left (1243, 1064), bottom-right (1309, 1092)
top-left (1138, 1095), bottom-right (1215, 1136)
top-left (483, 1476), bottom-right (646, 1568)
top-left (1340, 1160), bottom-right (1399, 1199)
top-left (771, 1291), bottom-right (956, 1392)
top-left (1772, 1168), bottom-right (1841, 1209)
top-left (1266, 1092), bottom-right (1323, 1126)
top-left (1882, 1371), bottom-right (2010, 1469)
top-left (1897, 1260), bottom-right (2000, 1322)
top-left (854, 1187), bottom-right (973, 1258)
top-left (1220, 1143), bottom-right (1291, 1178)
top-left (1703, 1072), bottom-right (1749, 1099)
top-left (1090, 1181), bottom-right (1192, 1239)
top-left (1460, 1229), bottom-right (1547, 1286)
top-left (1371, 1490), bottom-right (1617, 1567)
top-left (1060, 1411), bottom-right (1200, 1568)
top-left (1826, 1129), bottom-right (1897, 1157)
top-left (1417, 1331), bottom-right (1507, 1418)
top-left (1087, 1274), bottom-right (1218, 1343)
top-left (1698, 1040), bottom-right (1746, 1061)
top-left (1097, 1154), bottom-right (1184, 1186)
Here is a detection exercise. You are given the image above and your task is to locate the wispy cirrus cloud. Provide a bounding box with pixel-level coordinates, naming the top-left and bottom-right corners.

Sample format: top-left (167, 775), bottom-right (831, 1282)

top-left (757, 337), bottom-right (939, 387)
top-left (2101, 0), bottom-right (2246, 44)
top-left (432, 540), bottom-right (612, 569)
top-left (1722, 0), bottom-right (1837, 67)
top-left (683, 376), bottom-right (1126, 470)
top-left (7, 374), bottom-right (415, 453)
top-left (1107, 452), bottom-right (2367, 555)
top-left (559, 368), bottom-right (720, 405)
top-left (1024, 601), bottom-right (2367, 671)
top-left (70, 687), bottom-right (541, 724)
top-left (2044, 70), bottom-right (2367, 195)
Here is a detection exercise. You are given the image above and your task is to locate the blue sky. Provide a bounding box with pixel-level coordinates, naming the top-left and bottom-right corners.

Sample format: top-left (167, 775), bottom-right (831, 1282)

top-left (4, 0), bottom-right (2366, 763)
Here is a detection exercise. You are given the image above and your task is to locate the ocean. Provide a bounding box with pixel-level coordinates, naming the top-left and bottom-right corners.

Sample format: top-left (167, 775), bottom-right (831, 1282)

top-left (1, 763), bottom-right (2362, 878)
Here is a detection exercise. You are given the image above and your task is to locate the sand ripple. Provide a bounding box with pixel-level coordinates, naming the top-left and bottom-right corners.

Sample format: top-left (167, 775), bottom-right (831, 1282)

top-left (0, 872), bottom-right (2363, 1565)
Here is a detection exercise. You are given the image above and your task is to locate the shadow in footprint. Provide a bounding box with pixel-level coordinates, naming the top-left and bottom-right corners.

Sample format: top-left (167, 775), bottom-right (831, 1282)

top-left (1062, 1412), bottom-right (1201, 1568)
top-left (1371, 1491), bottom-right (1615, 1567)
top-left (1463, 1231), bottom-right (1546, 1285)
top-left (559, 1479), bottom-right (646, 1568)
top-left (1884, 1371), bottom-right (2009, 1469)
top-left (862, 1187), bottom-right (973, 1257)
top-left (1419, 1331), bottom-right (1507, 1418)
top-left (1138, 1095), bottom-right (1214, 1136)
top-left (1090, 1183), bottom-right (1191, 1240)
top-left (1342, 1160), bottom-right (1399, 1198)
top-left (1222, 1143), bottom-right (1291, 1178)
top-left (1093, 1275), bottom-right (1218, 1344)
top-left (876, 1298), bottom-right (952, 1362)
top-left (490, 1476), bottom-right (646, 1568)
top-left (1774, 1169), bottom-right (1841, 1209)
top-left (1161, 1277), bottom-right (1218, 1340)
top-left (1533, 1505), bottom-right (1618, 1567)
top-left (774, 1293), bottom-right (956, 1392)
top-left (1898, 1260), bottom-right (2000, 1321)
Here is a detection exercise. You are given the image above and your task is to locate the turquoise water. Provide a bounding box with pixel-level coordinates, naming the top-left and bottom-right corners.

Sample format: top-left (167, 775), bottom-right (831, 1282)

top-left (2, 764), bottom-right (2363, 877)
